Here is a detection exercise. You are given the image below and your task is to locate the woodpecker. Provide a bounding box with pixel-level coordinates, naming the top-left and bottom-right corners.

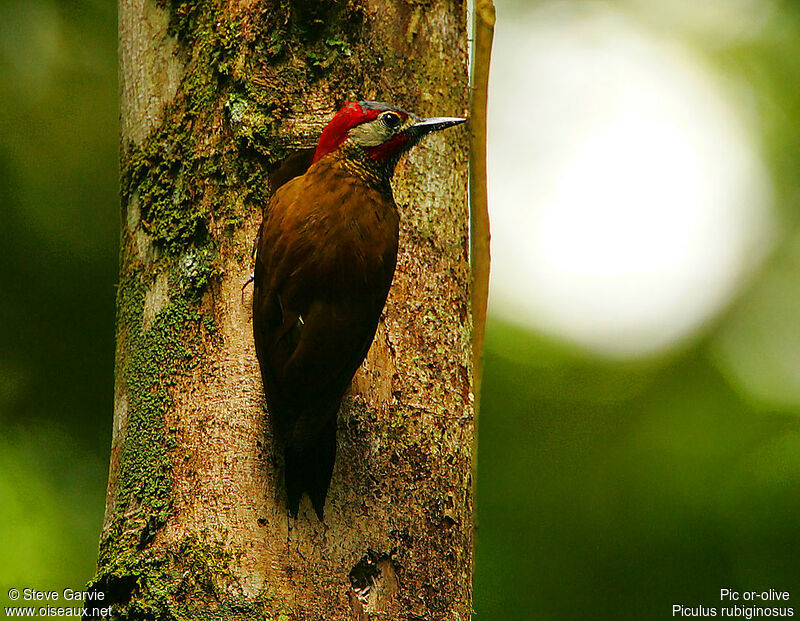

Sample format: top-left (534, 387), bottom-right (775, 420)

top-left (252, 101), bottom-right (465, 520)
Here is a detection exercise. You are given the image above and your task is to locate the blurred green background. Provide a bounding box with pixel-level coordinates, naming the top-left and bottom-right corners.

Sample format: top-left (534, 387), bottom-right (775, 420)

top-left (1, 0), bottom-right (798, 619)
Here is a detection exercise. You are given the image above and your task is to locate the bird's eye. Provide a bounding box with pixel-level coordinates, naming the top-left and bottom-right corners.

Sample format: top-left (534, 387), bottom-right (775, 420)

top-left (382, 112), bottom-right (402, 129)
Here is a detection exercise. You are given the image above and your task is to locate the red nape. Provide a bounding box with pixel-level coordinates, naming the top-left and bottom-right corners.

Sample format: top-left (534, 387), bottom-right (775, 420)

top-left (365, 132), bottom-right (411, 162)
top-left (312, 102), bottom-right (381, 163)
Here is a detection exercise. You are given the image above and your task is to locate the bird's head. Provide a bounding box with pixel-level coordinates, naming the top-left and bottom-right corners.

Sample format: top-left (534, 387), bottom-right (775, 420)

top-left (312, 101), bottom-right (465, 166)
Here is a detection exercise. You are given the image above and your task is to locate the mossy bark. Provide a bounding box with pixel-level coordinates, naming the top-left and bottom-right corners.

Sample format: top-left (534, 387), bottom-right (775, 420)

top-left (93, 0), bottom-right (472, 618)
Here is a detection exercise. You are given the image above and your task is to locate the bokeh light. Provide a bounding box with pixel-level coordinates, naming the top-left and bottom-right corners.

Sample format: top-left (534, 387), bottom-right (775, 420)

top-left (488, 1), bottom-right (774, 357)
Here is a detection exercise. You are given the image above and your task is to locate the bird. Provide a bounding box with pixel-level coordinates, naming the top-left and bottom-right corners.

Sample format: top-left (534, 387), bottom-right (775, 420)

top-left (252, 100), bottom-right (465, 520)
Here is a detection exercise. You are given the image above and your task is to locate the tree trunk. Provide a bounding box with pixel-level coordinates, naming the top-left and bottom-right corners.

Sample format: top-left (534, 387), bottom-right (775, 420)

top-left (93, 0), bottom-right (472, 618)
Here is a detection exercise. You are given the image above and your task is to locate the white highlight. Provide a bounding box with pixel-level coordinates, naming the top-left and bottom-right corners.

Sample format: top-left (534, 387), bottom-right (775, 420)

top-left (488, 3), bottom-right (773, 357)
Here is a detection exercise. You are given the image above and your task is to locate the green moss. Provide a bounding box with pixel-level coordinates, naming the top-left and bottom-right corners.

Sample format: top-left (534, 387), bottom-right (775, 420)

top-left (180, 244), bottom-right (218, 293)
top-left (122, 118), bottom-right (207, 254)
top-left (224, 92), bottom-right (278, 157)
top-left (160, 0), bottom-right (374, 139)
top-left (126, 0), bottom-right (384, 258)
top-left (158, 0), bottom-right (243, 111)
top-left (99, 248), bottom-right (218, 573)
top-left (92, 532), bottom-right (267, 620)
top-left (119, 286), bottom-right (194, 506)
top-left (121, 109), bottom-right (250, 256)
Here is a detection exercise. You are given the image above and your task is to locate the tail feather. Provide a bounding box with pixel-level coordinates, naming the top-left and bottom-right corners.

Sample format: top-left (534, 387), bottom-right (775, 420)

top-left (284, 419), bottom-right (337, 520)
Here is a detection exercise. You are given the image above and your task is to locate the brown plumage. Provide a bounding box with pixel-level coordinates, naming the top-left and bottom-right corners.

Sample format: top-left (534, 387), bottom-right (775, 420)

top-left (253, 101), bottom-right (464, 519)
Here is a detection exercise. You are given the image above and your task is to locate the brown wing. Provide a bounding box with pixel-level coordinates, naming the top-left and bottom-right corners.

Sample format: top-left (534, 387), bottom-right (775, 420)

top-left (252, 156), bottom-right (399, 518)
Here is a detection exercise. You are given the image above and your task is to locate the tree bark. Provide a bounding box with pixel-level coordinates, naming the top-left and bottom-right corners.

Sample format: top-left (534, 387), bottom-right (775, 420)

top-left (93, 0), bottom-right (472, 618)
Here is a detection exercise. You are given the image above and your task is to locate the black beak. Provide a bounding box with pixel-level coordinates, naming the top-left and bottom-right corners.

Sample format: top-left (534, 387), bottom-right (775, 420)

top-left (410, 116), bottom-right (467, 136)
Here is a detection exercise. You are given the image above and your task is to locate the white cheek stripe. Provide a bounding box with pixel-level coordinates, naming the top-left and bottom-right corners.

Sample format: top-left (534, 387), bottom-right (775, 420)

top-left (348, 120), bottom-right (391, 147)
